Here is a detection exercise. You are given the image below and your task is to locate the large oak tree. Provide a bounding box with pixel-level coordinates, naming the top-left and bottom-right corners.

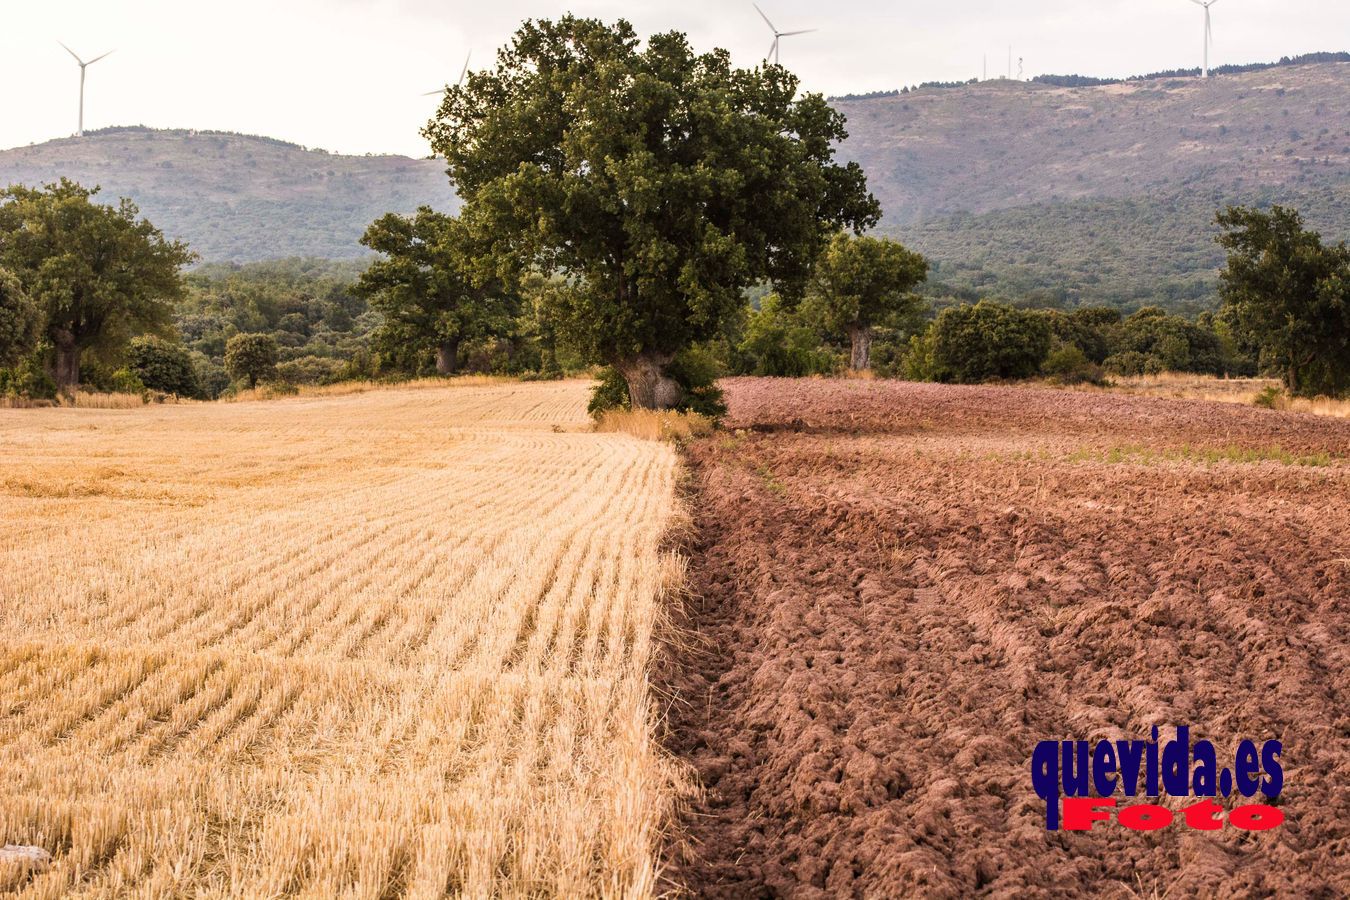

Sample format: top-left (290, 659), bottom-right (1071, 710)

top-left (425, 17), bottom-right (879, 407)
top-left (0, 179), bottom-right (194, 391)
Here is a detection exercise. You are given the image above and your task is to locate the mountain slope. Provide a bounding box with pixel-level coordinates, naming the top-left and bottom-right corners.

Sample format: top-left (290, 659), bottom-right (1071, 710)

top-left (835, 61), bottom-right (1350, 308)
top-left (0, 128), bottom-right (458, 261)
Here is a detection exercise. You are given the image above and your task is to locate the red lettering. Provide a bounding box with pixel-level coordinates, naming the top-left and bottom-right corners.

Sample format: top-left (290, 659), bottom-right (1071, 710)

top-left (1182, 799), bottom-right (1225, 831)
top-left (1118, 803), bottom-right (1174, 831)
top-left (1229, 804), bottom-right (1284, 831)
top-left (1062, 797), bottom-right (1116, 831)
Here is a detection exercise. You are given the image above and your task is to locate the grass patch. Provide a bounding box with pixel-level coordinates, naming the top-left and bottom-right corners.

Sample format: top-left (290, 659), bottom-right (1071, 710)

top-left (1069, 443), bottom-right (1336, 467)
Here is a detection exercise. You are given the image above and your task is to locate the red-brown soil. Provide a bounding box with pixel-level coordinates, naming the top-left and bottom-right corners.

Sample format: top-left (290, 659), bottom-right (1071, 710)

top-left (659, 378), bottom-right (1350, 898)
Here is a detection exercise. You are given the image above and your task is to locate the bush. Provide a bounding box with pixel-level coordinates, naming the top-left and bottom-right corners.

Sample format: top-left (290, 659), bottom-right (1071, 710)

top-left (1042, 343), bottom-right (1105, 385)
top-left (666, 346), bottom-right (728, 420)
top-left (0, 351), bottom-right (57, 400)
top-left (736, 294), bottom-right (839, 377)
top-left (1103, 351), bottom-right (1149, 376)
top-left (588, 367), bottom-right (631, 418)
top-left (901, 331), bottom-right (940, 381)
top-left (191, 352), bottom-right (231, 399)
top-left (129, 336), bottom-right (200, 397)
top-left (276, 355), bottom-right (346, 386)
top-left (930, 300), bottom-right (1052, 383)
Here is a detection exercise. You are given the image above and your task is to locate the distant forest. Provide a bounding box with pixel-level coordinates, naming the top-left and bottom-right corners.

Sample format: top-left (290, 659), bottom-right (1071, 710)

top-left (831, 51), bottom-right (1350, 100)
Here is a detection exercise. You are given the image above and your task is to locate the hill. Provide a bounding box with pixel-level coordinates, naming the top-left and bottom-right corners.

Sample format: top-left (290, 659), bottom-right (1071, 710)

top-left (0, 127), bottom-right (458, 262)
top-left (835, 60), bottom-right (1350, 309)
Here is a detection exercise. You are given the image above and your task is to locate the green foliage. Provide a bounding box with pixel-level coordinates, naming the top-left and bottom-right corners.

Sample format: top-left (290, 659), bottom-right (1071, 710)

top-left (0, 267), bottom-right (41, 368)
top-left (275, 355), bottom-right (347, 386)
top-left (800, 232), bottom-right (928, 369)
top-left (128, 336), bottom-right (199, 397)
top-left (0, 348), bottom-right (56, 400)
top-left (737, 294), bottom-right (840, 377)
top-left (357, 208), bottom-right (517, 375)
top-left (224, 333), bottom-right (279, 389)
top-left (900, 331), bottom-right (940, 381)
top-left (1103, 350), bottom-right (1150, 377)
top-left (588, 367), bottom-right (632, 418)
top-left (191, 351), bottom-right (230, 400)
top-left (1253, 384), bottom-right (1284, 409)
top-left (666, 346), bottom-right (728, 420)
top-left (1216, 205), bottom-right (1350, 397)
top-left (428, 16), bottom-right (878, 406)
top-left (891, 185), bottom-right (1350, 314)
top-left (1041, 343), bottom-right (1105, 385)
top-left (929, 300), bottom-right (1053, 383)
top-left (0, 179), bottom-right (195, 389)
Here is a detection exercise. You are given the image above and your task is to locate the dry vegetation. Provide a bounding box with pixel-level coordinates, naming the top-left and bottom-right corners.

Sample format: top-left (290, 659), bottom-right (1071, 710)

top-left (1070, 373), bottom-right (1350, 419)
top-left (0, 379), bottom-right (685, 897)
top-left (592, 409), bottom-right (716, 442)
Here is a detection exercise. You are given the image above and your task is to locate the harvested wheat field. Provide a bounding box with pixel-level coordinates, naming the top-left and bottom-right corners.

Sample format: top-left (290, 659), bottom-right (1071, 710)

top-left (661, 378), bottom-right (1350, 898)
top-left (0, 380), bottom-right (684, 898)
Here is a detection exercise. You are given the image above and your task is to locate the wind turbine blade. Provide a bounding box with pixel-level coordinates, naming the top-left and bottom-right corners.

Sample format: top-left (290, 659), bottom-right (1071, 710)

top-left (424, 89), bottom-right (447, 96)
top-left (779, 29), bottom-right (816, 37)
top-left (457, 52), bottom-right (470, 86)
top-left (768, 37), bottom-right (778, 60)
top-left (58, 41), bottom-right (84, 65)
top-left (753, 3), bottom-right (777, 33)
top-left (86, 50), bottom-right (114, 66)
top-left (1189, 0), bottom-right (1205, 6)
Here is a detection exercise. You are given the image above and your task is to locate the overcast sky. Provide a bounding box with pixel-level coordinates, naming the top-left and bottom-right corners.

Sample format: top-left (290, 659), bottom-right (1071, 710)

top-left (3, 0), bottom-right (1347, 158)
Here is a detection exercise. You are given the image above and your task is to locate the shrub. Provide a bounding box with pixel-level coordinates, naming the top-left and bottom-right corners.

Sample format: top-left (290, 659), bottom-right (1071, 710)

top-left (276, 355), bottom-right (346, 386)
top-left (901, 331), bottom-right (940, 381)
top-left (129, 336), bottom-right (200, 397)
top-left (191, 352), bottom-right (231, 399)
top-left (1042, 343), bottom-right (1105, 385)
top-left (588, 367), bottom-right (631, 418)
top-left (1104, 351), bottom-right (1149, 376)
top-left (736, 294), bottom-right (839, 377)
top-left (930, 300), bottom-right (1052, 383)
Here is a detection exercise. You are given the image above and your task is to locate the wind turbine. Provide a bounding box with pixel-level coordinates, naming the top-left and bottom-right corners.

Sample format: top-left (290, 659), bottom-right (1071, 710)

top-left (1191, 0), bottom-right (1219, 78)
top-left (425, 52), bottom-right (471, 97)
top-left (58, 42), bottom-right (113, 137)
top-left (753, 4), bottom-right (815, 66)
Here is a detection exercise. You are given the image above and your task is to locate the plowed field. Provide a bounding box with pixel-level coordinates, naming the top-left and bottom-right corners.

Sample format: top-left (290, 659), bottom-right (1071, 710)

top-left (0, 381), bottom-right (682, 898)
top-left (662, 378), bottom-right (1350, 898)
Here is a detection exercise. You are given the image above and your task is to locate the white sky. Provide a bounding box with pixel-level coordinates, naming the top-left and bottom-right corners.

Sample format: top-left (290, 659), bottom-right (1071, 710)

top-left (2, 0), bottom-right (1347, 158)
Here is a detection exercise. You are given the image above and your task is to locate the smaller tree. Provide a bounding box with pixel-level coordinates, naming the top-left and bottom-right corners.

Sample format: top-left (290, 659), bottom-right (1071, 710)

top-left (225, 333), bottom-right (278, 389)
top-left (356, 208), bottom-right (516, 376)
top-left (1216, 205), bottom-right (1350, 397)
top-left (128, 336), bottom-right (200, 396)
top-left (801, 233), bottom-right (929, 370)
top-left (0, 266), bottom-right (42, 369)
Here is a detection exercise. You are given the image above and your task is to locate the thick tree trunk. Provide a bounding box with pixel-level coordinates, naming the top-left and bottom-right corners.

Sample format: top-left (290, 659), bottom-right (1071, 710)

top-left (617, 353), bottom-right (682, 410)
top-left (51, 332), bottom-right (81, 393)
top-left (848, 324), bottom-right (873, 372)
top-left (435, 341), bottom-right (459, 376)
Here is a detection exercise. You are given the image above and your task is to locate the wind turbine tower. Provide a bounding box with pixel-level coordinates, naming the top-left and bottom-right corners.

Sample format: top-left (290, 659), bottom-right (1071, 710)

top-left (1191, 0), bottom-right (1220, 77)
top-left (59, 42), bottom-right (113, 137)
top-left (753, 3), bottom-right (815, 66)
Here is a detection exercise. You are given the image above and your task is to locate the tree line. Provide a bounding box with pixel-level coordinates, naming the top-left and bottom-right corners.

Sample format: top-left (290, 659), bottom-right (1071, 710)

top-left (2, 19), bottom-right (1347, 406)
